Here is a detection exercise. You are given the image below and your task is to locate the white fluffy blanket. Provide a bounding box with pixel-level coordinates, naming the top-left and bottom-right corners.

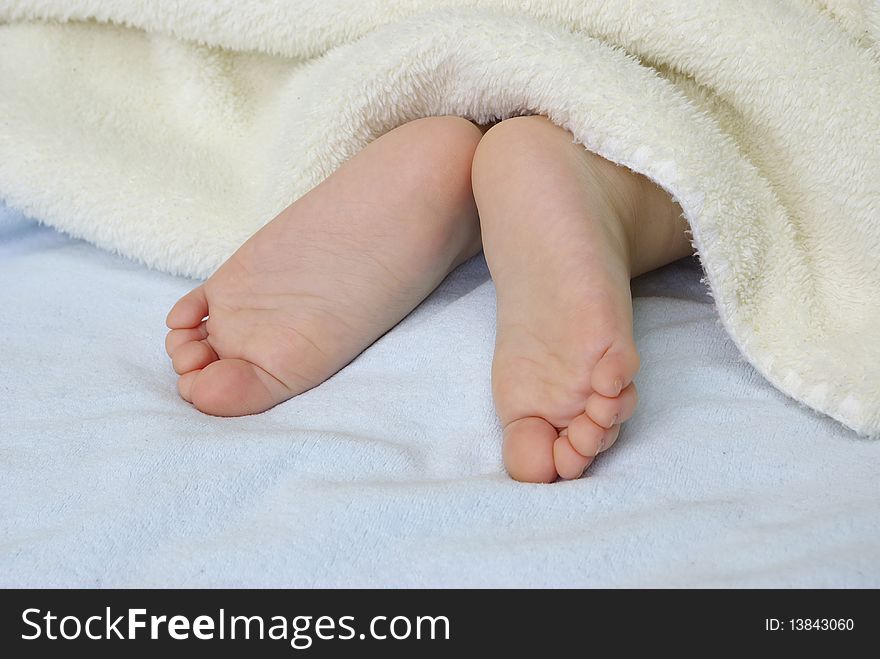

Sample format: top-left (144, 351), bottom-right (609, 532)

top-left (1, 1), bottom-right (879, 436)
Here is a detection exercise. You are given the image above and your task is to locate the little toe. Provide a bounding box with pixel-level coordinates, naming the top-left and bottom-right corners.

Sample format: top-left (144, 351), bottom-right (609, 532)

top-left (165, 323), bottom-right (208, 357)
top-left (591, 343), bottom-right (640, 397)
top-left (166, 286), bottom-right (208, 329)
top-left (502, 417), bottom-right (559, 483)
top-left (553, 434), bottom-right (593, 480)
top-left (585, 383), bottom-right (638, 429)
top-left (190, 358), bottom-right (292, 417)
top-left (171, 340), bottom-right (218, 375)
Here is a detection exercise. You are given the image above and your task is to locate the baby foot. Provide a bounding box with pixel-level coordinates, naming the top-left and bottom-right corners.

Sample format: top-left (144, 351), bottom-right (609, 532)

top-left (472, 116), bottom-right (691, 482)
top-left (165, 117), bottom-right (482, 416)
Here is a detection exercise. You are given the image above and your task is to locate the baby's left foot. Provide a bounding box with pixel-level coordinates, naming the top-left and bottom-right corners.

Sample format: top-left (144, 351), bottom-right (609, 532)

top-left (472, 116), bottom-right (692, 482)
top-left (165, 117), bottom-right (483, 416)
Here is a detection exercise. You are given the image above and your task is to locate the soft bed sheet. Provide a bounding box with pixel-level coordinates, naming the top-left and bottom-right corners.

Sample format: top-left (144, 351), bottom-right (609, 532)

top-left (0, 203), bottom-right (877, 587)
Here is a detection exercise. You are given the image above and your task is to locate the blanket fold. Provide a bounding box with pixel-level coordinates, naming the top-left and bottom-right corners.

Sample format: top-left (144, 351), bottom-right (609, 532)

top-left (1, 0), bottom-right (879, 435)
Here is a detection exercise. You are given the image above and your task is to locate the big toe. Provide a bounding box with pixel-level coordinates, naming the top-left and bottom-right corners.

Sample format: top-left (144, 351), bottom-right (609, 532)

top-left (190, 358), bottom-right (292, 417)
top-left (502, 417), bottom-right (559, 483)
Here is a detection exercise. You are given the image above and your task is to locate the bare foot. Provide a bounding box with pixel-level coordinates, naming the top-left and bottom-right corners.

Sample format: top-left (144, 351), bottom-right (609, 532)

top-left (165, 117), bottom-right (482, 416)
top-left (472, 116), bottom-right (692, 482)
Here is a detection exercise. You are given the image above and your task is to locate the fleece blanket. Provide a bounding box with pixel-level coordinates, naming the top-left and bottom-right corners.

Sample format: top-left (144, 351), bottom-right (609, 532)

top-left (0, 1), bottom-right (879, 438)
top-left (3, 203), bottom-right (879, 587)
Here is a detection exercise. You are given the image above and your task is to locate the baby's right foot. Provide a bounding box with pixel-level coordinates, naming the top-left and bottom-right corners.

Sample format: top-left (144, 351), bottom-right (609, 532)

top-left (165, 117), bottom-right (483, 416)
top-left (473, 116), bottom-right (692, 482)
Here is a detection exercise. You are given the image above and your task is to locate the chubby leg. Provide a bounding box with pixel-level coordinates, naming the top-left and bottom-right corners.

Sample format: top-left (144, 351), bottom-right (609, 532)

top-left (472, 116), bottom-right (692, 482)
top-left (166, 116), bottom-right (483, 416)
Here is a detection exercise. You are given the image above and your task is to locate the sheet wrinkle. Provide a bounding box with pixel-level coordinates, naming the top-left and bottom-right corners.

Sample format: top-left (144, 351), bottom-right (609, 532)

top-left (2, 204), bottom-right (877, 587)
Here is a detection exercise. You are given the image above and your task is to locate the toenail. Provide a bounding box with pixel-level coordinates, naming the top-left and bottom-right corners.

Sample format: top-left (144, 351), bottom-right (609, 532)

top-left (610, 413), bottom-right (619, 427)
top-left (598, 433), bottom-right (607, 453)
top-left (613, 378), bottom-right (623, 395)
top-left (581, 458), bottom-right (594, 477)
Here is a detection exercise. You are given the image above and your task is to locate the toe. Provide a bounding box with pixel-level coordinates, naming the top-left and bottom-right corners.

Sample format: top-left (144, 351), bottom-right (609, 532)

top-left (591, 342), bottom-right (640, 397)
top-left (171, 340), bottom-right (218, 375)
top-left (567, 412), bottom-right (606, 457)
top-left (599, 423), bottom-right (622, 453)
top-left (553, 434), bottom-right (593, 480)
top-left (502, 417), bottom-right (559, 483)
top-left (177, 370), bottom-right (200, 403)
top-left (585, 382), bottom-right (638, 429)
top-left (190, 358), bottom-right (293, 417)
top-left (166, 286), bottom-right (208, 329)
top-left (165, 323), bottom-right (208, 357)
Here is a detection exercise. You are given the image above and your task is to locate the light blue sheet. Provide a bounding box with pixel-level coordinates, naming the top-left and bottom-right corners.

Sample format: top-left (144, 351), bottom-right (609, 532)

top-left (1, 202), bottom-right (877, 587)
